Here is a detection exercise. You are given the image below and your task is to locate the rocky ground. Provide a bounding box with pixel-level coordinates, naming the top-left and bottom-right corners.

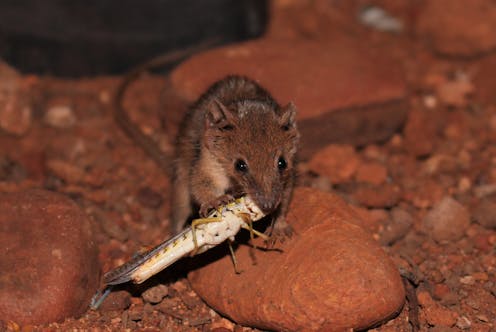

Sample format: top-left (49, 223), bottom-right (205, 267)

top-left (1, 1), bottom-right (496, 331)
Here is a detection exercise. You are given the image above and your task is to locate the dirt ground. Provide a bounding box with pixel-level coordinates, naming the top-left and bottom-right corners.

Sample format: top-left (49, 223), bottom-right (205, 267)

top-left (1, 1), bottom-right (495, 331)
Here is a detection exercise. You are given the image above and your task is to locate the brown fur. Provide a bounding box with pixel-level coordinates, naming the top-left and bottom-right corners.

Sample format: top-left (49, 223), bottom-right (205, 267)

top-left (170, 75), bottom-right (299, 234)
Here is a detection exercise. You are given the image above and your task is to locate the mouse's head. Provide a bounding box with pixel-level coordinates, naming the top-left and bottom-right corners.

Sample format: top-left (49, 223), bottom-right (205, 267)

top-left (203, 98), bottom-right (299, 214)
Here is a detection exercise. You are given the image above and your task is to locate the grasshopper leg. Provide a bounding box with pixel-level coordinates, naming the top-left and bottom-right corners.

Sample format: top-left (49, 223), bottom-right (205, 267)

top-left (239, 212), bottom-right (270, 247)
top-left (190, 217), bottom-right (221, 255)
top-left (227, 240), bottom-right (242, 274)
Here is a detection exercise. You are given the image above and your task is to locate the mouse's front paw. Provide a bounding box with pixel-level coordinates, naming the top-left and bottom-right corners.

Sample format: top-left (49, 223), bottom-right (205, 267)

top-left (199, 194), bottom-right (235, 217)
top-left (264, 219), bottom-right (294, 247)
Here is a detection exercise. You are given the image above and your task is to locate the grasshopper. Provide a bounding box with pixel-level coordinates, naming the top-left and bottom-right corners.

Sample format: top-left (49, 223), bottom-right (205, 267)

top-left (91, 196), bottom-right (267, 309)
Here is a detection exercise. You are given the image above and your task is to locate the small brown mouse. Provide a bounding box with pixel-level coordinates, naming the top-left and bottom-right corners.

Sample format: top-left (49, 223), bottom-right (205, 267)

top-left (116, 56), bottom-right (299, 237)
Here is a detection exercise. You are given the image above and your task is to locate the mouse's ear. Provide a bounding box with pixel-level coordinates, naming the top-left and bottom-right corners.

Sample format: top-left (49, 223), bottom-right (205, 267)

top-left (278, 102), bottom-right (297, 130)
top-left (205, 99), bottom-right (236, 130)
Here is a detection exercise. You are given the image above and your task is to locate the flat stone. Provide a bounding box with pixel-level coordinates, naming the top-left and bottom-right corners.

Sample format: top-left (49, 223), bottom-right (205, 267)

top-left (416, 0), bottom-right (496, 57)
top-left (0, 189), bottom-right (99, 325)
top-left (170, 38), bottom-right (408, 159)
top-left (188, 187), bottom-right (405, 331)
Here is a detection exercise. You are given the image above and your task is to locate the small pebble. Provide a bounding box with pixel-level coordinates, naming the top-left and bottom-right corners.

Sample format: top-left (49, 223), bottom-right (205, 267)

top-left (355, 162), bottom-right (388, 185)
top-left (423, 94), bottom-right (438, 109)
top-left (436, 77), bottom-right (474, 107)
top-left (456, 316), bottom-right (471, 330)
top-left (459, 276), bottom-right (475, 285)
top-left (423, 196), bottom-right (470, 243)
top-left (432, 284), bottom-right (451, 301)
top-left (45, 159), bottom-right (86, 184)
top-left (379, 207), bottom-right (413, 245)
top-left (142, 284), bottom-right (169, 304)
top-left (457, 176), bottom-right (471, 193)
top-left (417, 290), bottom-right (459, 327)
top-left (99, 290), bottom-right (131, 312)
top-left (127, 305), bottom-right (144, 321)
top-left (472, 199), bottom-right (496, 229)
top-left (157, 297), bottom-right (182, 316)
top-left (44, 105), bottom-right (77, 128)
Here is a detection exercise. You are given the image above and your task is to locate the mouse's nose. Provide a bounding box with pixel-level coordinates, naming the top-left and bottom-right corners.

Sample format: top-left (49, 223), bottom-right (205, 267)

top-left (254, 193), bottom-right (279, 214)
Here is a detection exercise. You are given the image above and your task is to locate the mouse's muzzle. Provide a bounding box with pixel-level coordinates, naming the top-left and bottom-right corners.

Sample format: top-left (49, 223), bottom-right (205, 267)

top-left (252, 192), bottom-right (281, 215)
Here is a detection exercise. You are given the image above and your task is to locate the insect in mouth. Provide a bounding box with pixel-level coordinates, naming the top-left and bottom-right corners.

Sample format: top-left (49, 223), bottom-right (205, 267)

top-left (91, 196), bottom-right (267, 309)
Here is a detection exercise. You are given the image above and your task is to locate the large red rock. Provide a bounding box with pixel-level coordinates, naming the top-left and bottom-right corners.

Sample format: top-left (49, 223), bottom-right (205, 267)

top-left (169, 38), bottom-right (408, 159)
top-left (0, 189), bottom-right (99, 325)
top-left (188, 187), bottom-right (405, 331)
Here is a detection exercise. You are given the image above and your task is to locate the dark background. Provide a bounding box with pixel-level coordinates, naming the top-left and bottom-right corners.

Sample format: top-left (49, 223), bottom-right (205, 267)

top-left (0, 0), bottom-right (268, 76)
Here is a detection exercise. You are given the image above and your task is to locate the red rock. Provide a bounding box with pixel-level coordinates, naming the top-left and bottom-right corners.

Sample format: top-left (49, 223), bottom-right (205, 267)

top-left (417, 290), bottom-right (458, 327)
top-left (45, 159), bottom-right (86, 184)
top-left (436, 77), bottom-right (475, 108)
top-left (472, 199), bottom-right (496, 230)
top-left (0, 189), bottom-right (99, 325)
top-left (142, 284), bottom-right (169, 304)
top-left (422, 196), bottom-right (471, 243)
top-left (432, 284), bottom-right (452, 301)
top-left (352, 183), bottom-right (401, 208)
top-left (405, 179), bottom-right (445, 209)
top-left (403, 109), bottom-right (438, 157)
top-left (170, 38), bottom-right (408, 159)
top-left (188, 187), bottom-right (405, 331)
top-left (127, 304), bottom-right (144, 322)
top-left (473, 233), bottom-right (493, 252)
top-left (422, 154), bottom-right (458, 176)
top-left (379, 207), bottom-right (413, 246)
top-left (306, 144), bottom-right (360, 183)
top-left (355, 162), bottom-right (388, 185)
top-left (98, 290), bottom-right (131, 312)
top-left (416, 0), bottom-right (496, 57)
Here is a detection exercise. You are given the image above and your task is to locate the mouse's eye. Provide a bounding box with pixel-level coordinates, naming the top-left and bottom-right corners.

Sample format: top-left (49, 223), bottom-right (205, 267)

top-left (220, 124), bottom-right (234, 131)
top-left (277, 157), bottom-right (287, 171)
top-left (235, 159), bottom-right (248, 173)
